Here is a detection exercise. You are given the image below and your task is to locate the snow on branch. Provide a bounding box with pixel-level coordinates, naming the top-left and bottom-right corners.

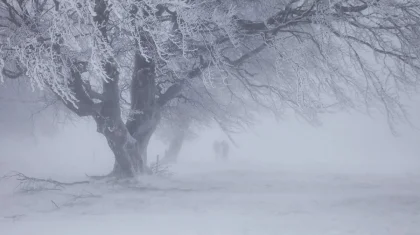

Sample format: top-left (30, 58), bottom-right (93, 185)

top-left (0, 0), bottom-right (419, 130)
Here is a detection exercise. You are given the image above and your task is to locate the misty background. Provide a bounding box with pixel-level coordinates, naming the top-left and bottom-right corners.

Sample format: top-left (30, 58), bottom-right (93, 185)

top-left (2, 89), bottom-right (420, 179)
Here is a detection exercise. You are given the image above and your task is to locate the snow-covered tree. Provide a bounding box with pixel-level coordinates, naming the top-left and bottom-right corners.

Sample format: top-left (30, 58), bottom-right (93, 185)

top-left (1, 0), bottom-right (420, 177)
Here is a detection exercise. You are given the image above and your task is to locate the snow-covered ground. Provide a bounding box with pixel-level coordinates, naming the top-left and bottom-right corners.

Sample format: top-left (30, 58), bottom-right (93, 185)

top-left (1, 160), bottom-right (420, 235)
top-left (2, 109), bottom-right (420, 235)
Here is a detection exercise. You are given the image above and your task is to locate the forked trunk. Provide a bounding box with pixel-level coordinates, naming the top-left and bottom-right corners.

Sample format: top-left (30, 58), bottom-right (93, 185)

top-left (108, 139), bottom-right (143, 178)
top-left (108, 125), bottom-right (156, 177)
top-left (109, 51), bottom-right (160, 177)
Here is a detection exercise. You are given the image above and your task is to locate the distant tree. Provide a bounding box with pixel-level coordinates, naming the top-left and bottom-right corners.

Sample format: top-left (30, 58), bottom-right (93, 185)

top-left (0, 79), bottom-right (62, 142)
top-left (156, 85), bottom-right (255, 164)
top-left (157, 117), bottom-right (192, 164)
top-left (1, 0), bottom-right (420, 178)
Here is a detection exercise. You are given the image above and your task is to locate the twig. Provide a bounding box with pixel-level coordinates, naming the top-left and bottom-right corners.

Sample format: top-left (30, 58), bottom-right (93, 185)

top-left (2, 171), bottom-right (89, 186)
top-left (149, 156), bottom-right (173, 177)
top-left (51, 200), bottom-right (60, 209)
top-left (1, 171), bottom-right (89, 192)
top-left (3, 214), bottom-right (25, 222)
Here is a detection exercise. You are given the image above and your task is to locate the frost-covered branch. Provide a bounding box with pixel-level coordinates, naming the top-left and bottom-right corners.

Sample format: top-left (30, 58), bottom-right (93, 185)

top-left (1, 171), bottom-right (89, 192)
top-left (1, 0), bottom-right (420, 177)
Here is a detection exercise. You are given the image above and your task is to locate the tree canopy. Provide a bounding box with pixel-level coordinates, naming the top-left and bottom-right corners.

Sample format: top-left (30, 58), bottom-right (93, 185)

top-left (1, 0), bottom-right (419, 176)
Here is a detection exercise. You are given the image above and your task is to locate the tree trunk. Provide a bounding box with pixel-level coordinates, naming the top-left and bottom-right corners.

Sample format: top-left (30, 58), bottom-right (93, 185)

top-left (107, 138), bottom-right (147, 178)
top-left (97, 116), bottom-right (159, 178)
top-left (106, 136), bottom-right (142, 178)
top-left (97, 48), bottom-right (163, 178)
top-left (109, 123), bottom-right (157, 176)
top-left (93, 105), bottom-right (146, 178)
top-left (162, 119), bottom-right (190, 164)
top-left (162, 129), bottom-right (186, 164)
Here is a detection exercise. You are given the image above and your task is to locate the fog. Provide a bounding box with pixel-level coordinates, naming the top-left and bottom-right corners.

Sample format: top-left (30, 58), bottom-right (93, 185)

top-left (2, 94), bottom-right (420, 235)
top-left (2, 96), bottom-right (420, 178)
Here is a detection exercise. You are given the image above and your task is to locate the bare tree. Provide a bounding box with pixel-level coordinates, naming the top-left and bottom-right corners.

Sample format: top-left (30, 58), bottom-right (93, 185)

top-left (1, 0), bottom-right (419, 178)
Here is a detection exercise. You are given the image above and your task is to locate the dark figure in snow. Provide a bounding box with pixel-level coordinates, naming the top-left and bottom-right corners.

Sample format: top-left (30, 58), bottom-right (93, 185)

top-left (213, 140), bottom-right (229, 160)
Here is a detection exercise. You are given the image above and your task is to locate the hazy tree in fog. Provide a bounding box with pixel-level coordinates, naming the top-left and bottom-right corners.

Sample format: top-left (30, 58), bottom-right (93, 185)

top-left (157, 117), bottom-right (192, 164)
top-left (0, 79), bottom-right (62, 142)
top-left (213, 139), bottom-right (229, 160)
top-left (156, 84), bottom-right (254, 163)
top-left (1, 0), bottom-right (420, 177)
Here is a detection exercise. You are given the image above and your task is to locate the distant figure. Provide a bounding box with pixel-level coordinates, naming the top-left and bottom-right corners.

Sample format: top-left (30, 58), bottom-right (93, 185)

top-left (213, 140), bottom-right (229, 160)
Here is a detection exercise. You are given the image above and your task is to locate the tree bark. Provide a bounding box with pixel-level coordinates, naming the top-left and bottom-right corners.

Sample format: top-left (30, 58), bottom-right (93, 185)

top-left (100, 49), bottom-right (162, 177)
top-left (96, 115), bottom-right (158, 178)
top-left (103, 126), bottom-right (141, 178)
top-left (110, 122), bottom-right (158, 175)
top-left (91, 57), bottom-right (147, 178)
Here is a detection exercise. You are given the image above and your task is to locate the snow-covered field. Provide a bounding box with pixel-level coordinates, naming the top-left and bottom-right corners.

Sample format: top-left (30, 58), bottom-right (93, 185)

top-left (2, 112), bottom-right (420, 235)
top-left (1, 160), bottom-right (420, 235)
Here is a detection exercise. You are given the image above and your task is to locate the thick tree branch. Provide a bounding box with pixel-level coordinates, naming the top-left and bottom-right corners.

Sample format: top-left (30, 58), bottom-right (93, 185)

top-left (334, 2), bottom-right (368, 13)
top-left (235, 0), bottom-right (370, 35)
top-left (1, 66), bottom-right (26, 79)
top-left (158, 83), bottom-right (183, 107)
top-left (60, 69), bottom-right (97, 117)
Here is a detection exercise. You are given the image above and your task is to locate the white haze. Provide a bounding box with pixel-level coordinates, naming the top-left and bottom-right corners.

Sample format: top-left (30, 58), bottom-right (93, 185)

top-left (1, 96), bottom-right (420, 235)
top-left (3, 103), bottom-right (420, 177)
